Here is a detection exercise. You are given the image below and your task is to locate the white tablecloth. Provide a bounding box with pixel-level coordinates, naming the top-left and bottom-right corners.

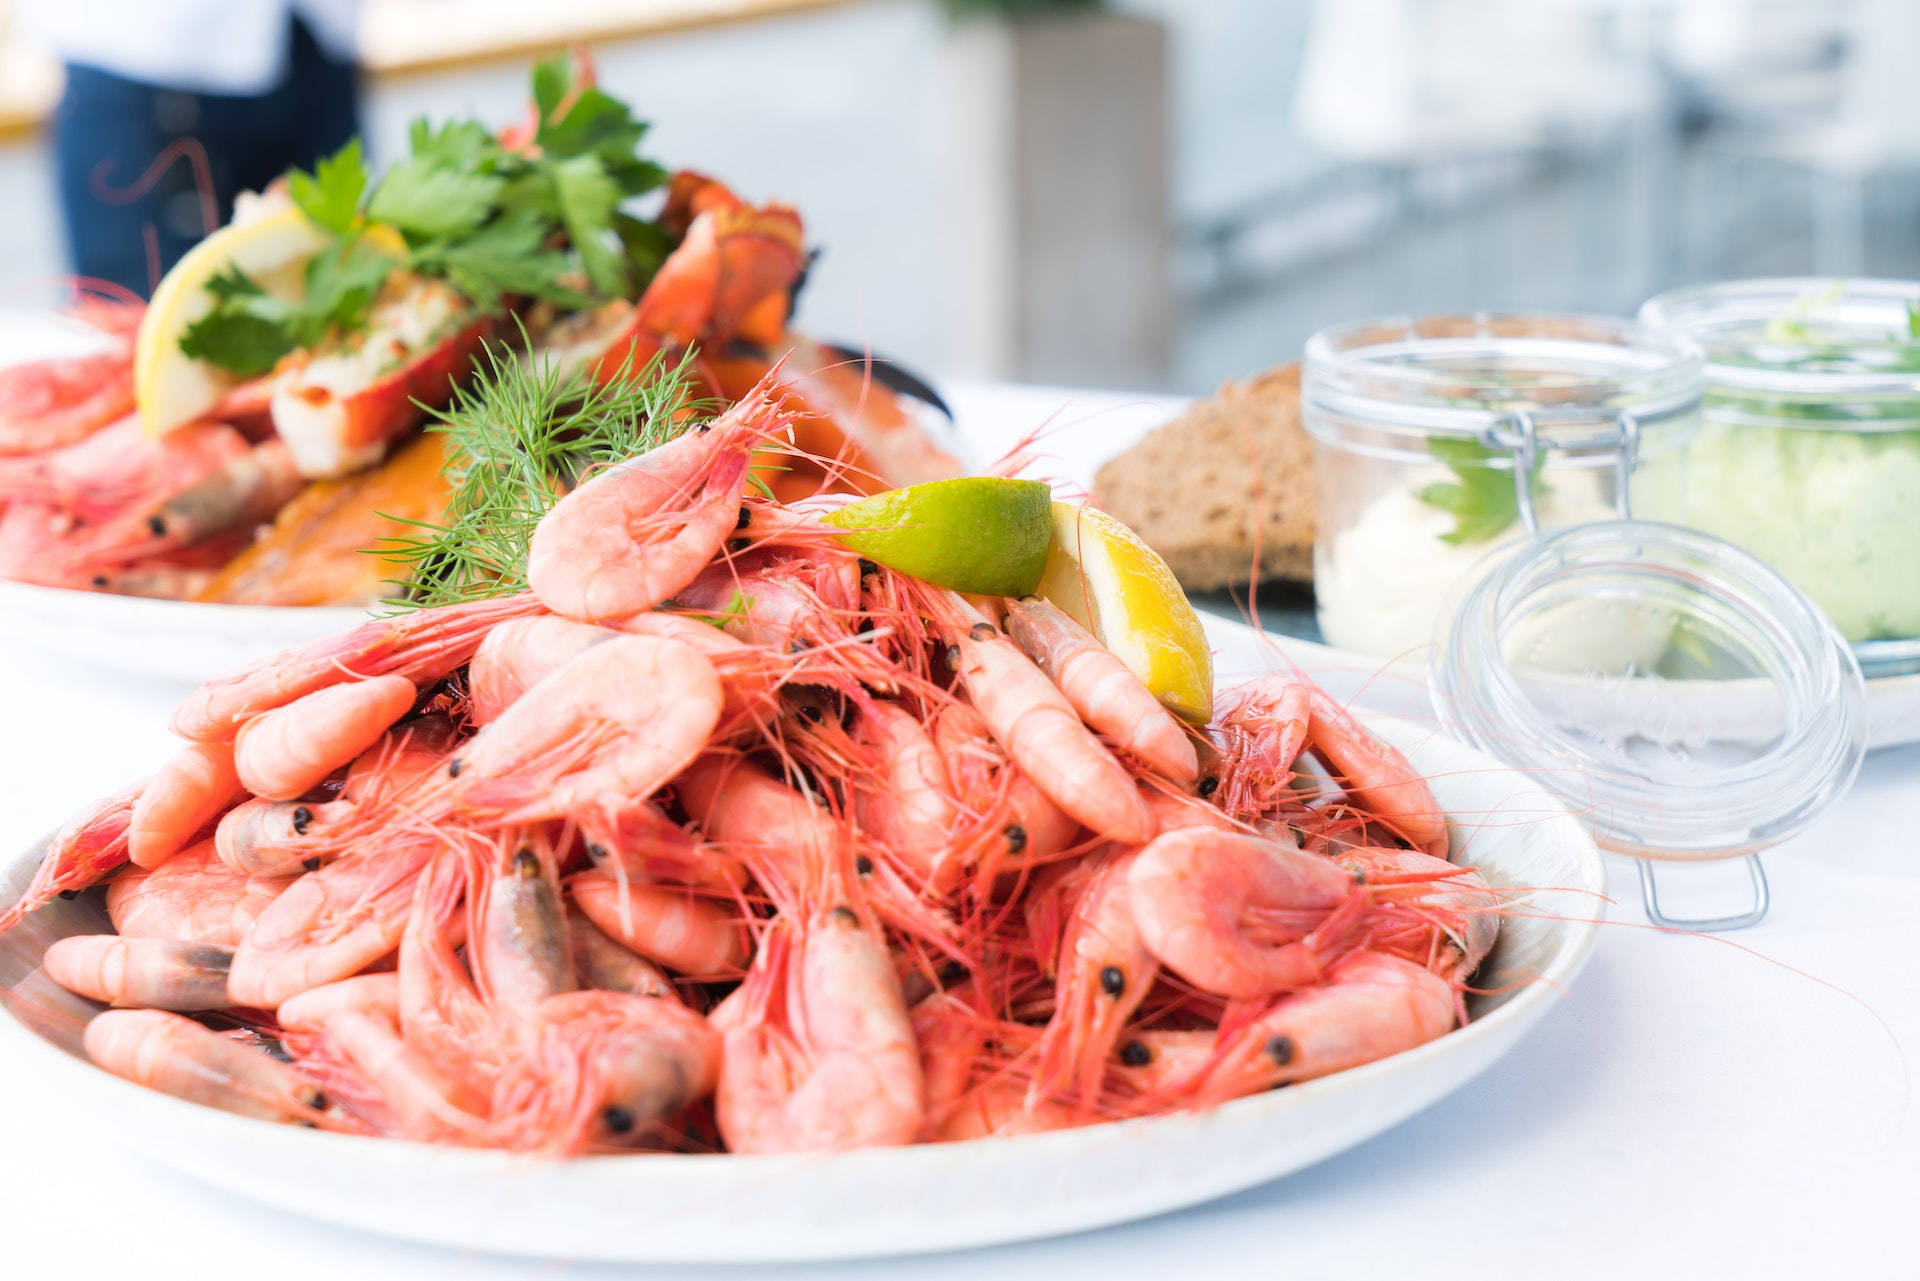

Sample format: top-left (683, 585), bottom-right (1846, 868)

top-left (1, 381), bottom-right (1915, 1280)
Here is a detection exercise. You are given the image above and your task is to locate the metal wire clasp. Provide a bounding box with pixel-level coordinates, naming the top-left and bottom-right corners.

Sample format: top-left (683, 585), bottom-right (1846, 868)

top-left (1478, 410), bottom-right (1541, 537)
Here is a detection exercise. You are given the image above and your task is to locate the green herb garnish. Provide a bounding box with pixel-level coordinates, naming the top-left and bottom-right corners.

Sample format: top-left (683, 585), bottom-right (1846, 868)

top-left (1417, 436), bottom-right (1546, 545)
top-left (382, 337), bottom-right (711, 608)
top-left (184, 51), bottom-right (666, 377)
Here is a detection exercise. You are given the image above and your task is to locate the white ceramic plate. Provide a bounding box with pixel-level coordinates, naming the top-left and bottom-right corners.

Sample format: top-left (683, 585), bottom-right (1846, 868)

top-left (0, 713), bottom-right (1603, 1264)
top-left (0, 579), bottom-right (368, 684)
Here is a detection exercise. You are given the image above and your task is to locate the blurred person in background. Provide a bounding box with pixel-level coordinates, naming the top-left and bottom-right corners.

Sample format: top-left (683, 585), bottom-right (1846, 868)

top-left (18, 0), bottom-right (361, 295)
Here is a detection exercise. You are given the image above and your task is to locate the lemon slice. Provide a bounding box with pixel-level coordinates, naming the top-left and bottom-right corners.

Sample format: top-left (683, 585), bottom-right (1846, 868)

top-left (134, 203), bottom-right (335, 434)
top-left (824, 477), bottom-right (1053, 597)
top-left (1037, 501), bottom-right (1214, 724)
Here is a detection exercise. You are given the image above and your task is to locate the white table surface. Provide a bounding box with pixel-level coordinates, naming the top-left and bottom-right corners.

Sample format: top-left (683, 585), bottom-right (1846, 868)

top-left (1, 378), bottom-right (1916, 1280)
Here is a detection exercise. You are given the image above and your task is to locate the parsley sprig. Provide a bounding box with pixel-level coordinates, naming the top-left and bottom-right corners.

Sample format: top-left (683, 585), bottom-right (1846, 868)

top-left (382, 339), bottom-right (710, 608)
top-left (1418, 436), bottom-right (1548, 545)
top-left (180, 53), bottom-right (667, 378)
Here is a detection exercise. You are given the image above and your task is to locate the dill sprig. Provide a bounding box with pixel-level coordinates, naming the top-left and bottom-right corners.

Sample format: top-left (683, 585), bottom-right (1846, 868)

top-left (382, 340), bottom-right (711, 607)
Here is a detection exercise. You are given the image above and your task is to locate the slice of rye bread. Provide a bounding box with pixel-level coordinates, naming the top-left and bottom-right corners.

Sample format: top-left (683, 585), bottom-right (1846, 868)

top-left (1093, 364), bottom-right (1314, 591)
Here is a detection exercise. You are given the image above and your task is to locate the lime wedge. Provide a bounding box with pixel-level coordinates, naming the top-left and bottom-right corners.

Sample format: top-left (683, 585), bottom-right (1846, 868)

top-left (825, 477), bottom-right (1053, 597)
top-left (1038, 501), bottom-right (1214, 724)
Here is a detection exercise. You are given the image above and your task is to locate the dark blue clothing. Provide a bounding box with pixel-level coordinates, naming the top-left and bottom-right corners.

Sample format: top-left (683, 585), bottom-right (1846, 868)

top-left (50, 15), bottom-right (359, 296)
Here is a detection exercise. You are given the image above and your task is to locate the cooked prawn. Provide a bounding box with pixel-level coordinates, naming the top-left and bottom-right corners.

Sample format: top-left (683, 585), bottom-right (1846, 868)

top-left (127, 740), bottom-right (246, 868)
top-left (83, 1008), bottom-right (331, 1125)
top-left (1126, 827), bottom-right (1369, 999)
top-left (232, 674), bottom-right (417, 801)
top-left (525, 381), bottom-right (795, 623)
top-left (44, 935), bottom-right (233, 1010)
top-left (711, 908), bottom-right (923, 1153)
top-left (1004, 597), bottom-right (1198, 784)
top-left (944, 603), bottom-right (1153, 845)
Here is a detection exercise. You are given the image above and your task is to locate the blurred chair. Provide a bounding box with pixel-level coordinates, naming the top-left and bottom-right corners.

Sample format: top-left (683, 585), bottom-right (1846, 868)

top-left (1676, 0), bottom-right (1920, 275)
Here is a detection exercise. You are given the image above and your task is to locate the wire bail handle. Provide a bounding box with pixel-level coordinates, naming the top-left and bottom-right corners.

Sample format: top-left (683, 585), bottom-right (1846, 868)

top-left (1476, 407), bottom-right (1770, 932)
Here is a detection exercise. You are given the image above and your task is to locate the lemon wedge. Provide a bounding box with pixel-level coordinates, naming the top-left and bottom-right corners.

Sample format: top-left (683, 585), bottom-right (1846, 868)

top-left (1037, 501), bottom-right (1214, 724)
top-left (134, 203), bottom-right (334, 434)
top-left (825, 477), bottom-right (1053, 597)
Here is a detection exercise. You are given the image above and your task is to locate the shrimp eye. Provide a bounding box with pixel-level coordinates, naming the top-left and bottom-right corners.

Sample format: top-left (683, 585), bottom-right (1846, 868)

top-left (1197, 775), bottom-right (1219, 798)
top-left (1265, 1035), bottom-right (1296, 1066)
top-left (799, 703), bottom-right (824, 724)
top-left (858, 559), bottom-right (879, 578)
top-left (290, 806), bottom-right (314, 835)
top-left (969, 622), bottom-right (998, 641)
top-left (728, 538), bottom-right (751, 554)
top-left (854, 855), bottom-right (874, 877)
top-left (1119, 1040), bottom-right (1152, 1066)
top-left (512, 849), bottom-right (541, 878)
top-left (602, 1105), bottom-right (637, 1134)
top-left (57, 889), bottom-right (81, 900)
top-left (301, 857), bottom-right (322, 873)
top-left (1099, 966), bottom-right (1125, 997)
top-left (736, 505), bottom-right (752, 529)
top-left (90, 575), bottom-right (108, 588)
top-left (147, 515), bottom-right (167, 537)
top-left (943, 644), bottom-right (963, 668)
top-left (1003, 824), bottom-right (1027, 853)
top-left (829, 905), bottom-right (860, 927)
top-left (585, 842), bottom-right (608, 863)
top-left (447, 758), bottom-right (465, 778)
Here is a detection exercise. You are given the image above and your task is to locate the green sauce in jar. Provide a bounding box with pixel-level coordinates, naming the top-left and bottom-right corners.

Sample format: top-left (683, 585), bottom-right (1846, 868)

top-left (1640, 279), bottom-right (1920, 675)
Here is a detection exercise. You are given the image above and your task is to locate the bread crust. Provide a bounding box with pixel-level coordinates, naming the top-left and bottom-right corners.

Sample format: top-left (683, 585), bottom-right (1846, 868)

top-left (1093, 364), bottom-right (1313, 591)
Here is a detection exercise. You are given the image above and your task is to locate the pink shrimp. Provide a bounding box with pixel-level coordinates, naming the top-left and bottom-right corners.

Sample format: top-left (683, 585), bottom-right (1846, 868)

top-left (472, 832), bottom-right (575, 1017)
top-left (1139, 951), bottom-right (1459, 1107)
top-left (232, 674), bottom-right (418, 801)
top-left (567, 904), bottom-right (680, 1000)
top-left (1338, 847), bottom-right (1501, 983)
top-left (1210, 676), bottom-right (1312, 822)
top-left (0, 781), bottom-right (141, 933)
top-left (467, 615), bottom-right (615, 724)
top-left (107, 837), bottom-right (292, 946)
top-left (226, 831), bottom-right (440, 1007)
top-left (569, 871), bottom-right (747, 978)
top-left (944, 605), bottom-right (1153, 845)
top-left (127, 740), bottom-right (246, 868)
top-left (445, 633), bottom-right (721, 824)
top-left (171, 593), bottom-right (545, 742)
top-left (0, 344), bottom-right (134, 455)
top-left (849, 701), bottom-right (964, 893)
top-left (1126, 827), bottom-right (1370, 999)
top-left (215, 713), bottom-right (461, 876)
top-left (43, 936), bottom-right (233, 1010)
top-left (279, 973), bottom-right (487, 1143)
top-left (710, 908), bottom-right (923, 1154)
top-left (1003, 597), bottom-right (1198, 784)
top-left (930, 702), bottom-right (1082, 888)
top-left (83, 1008), bottom-right (331, 1125)
top-left (492, 989), bottom-right (721, 1152)
top-left (1305, 689), bottom-right (1448, 857)
top-left (1027, 849), bottom-right (1158, 1114)
top-left (525, 381), bottom-right (797, 623)
top-left (678, 755), bottom-right (957, 958)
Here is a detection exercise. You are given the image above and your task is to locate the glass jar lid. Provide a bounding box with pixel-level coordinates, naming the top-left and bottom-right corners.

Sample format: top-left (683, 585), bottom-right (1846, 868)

top-left (1429, 520), bottom-right (1868, 863)
top-left (1640, 278), bottom-right (1920, 430)
top-left (1302, 312), bottom-right (1703, 466)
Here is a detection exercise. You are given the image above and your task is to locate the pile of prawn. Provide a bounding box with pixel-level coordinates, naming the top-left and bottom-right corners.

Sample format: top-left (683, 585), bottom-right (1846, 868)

top-left (1, 378), bottom-right (1500, 1155)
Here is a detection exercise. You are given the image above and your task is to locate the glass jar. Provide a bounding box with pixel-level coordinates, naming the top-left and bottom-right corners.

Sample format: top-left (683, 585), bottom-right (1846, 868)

top-left (1639, 278), bottom-right (1920, 677)
top-left (1301, 313), bottom-right (1702, 659)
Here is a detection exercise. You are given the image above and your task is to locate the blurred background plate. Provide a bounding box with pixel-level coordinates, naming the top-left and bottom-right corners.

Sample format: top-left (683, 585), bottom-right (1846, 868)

top-left (0, 712), bottom-right (1602, 1264)
top-left (0, 577), bottom-right (368, 682)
